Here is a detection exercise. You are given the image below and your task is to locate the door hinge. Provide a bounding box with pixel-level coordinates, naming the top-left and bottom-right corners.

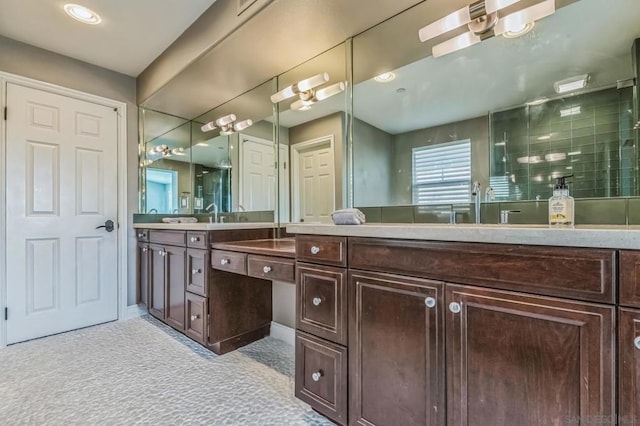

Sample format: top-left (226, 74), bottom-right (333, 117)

top-left (4, 307), bottom-right (7, 321)
top-left (3, 107), bottom-right (7, 121)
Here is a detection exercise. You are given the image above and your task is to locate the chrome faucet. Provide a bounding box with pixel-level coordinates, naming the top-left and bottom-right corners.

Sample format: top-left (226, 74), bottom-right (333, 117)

top-left (471, 181), bottom-right (481, 224)
top-left (147, 208), bottom-right (158, 214)
top-left (237, 204), bottom-right (246, 212)
top-left (205, 202), bottom-right (218, 223)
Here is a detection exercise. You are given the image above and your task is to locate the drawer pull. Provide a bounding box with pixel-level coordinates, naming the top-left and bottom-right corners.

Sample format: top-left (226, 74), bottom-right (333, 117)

top-left (263, 266), bottom-right (272, 274)
top-left (190, 314), bottom-right (200, 321)
top-left (192, 268), bottom-right (201, 274)
top-left (312, 297), bottom-right (322, 306)
top-left (137, 232), bottom-right (145, 238)
top-left (424, 297), bottom-right (436, 308)
top-left (449, 302), bottom-right (461, 314)
top-left (635, 336), bottom-right (640, 350)
top-left (220, 258), bottom-right (230, 265)
top-left (310, 246), bottom-right (321, 255)
top-left (141, 247), bottom-right (147, 252)
top-left (311, 371), bottom-right (323, 382)
top-left (190, 236), bottom-right (200, 243)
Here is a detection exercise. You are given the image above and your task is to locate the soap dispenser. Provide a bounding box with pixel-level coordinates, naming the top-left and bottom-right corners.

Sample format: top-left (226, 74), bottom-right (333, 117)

top-left (548, 175), bottom-right (574, 227)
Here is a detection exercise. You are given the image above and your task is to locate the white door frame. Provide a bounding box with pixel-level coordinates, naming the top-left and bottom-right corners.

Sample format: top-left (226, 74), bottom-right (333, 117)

top-left (291, 135), bottom-right (335, 223)
top-left (0, 71), bottom-right (128, 348)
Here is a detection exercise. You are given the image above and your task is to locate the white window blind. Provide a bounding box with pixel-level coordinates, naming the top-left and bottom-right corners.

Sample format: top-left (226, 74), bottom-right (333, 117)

top-left (412, 140), bottom-right (471, 204)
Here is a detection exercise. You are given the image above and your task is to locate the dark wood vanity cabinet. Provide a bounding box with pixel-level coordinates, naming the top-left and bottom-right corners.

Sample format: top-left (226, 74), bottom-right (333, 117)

top-left (148, 242), bottom-right (186, 331)
top-left (446, 284), bottom-right (614, 425)
top-left (136, 241), bottom-right (149, 306)
top-left (348, 270), bottom-right (444, 426)
top-left (619, 308), bottom-right (640, 424)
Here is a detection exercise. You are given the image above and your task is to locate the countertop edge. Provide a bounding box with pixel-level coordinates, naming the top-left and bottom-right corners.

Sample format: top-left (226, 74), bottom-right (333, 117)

top-left (133, 222), bottom-right (276, 231)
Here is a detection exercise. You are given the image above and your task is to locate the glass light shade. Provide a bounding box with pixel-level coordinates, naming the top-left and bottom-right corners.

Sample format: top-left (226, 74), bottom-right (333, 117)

top-left (418, 6), bottom-right (471, 42)
top-left (215, 113), bottom-right (237, 127)
top-left (201, 121), bottom-right (217, 132)
top-left (297, 72), bottom-right (330, 92)
top-left (315, 82), bottom-right (346, 101)
top-left (494, 0), bottom-right (555, 35)
top-left (432, 32), bottom-right (481, 57)
top-left (270, 85), bottom-right (296, 103)
top-left (290, 99), bottom-right (315, 111)
top-left (555, 76), bottom-right (589, 94)
top-left (485, 0), bottom-right (522, 14)
top-left (234, 119), bottom-right (253, 131)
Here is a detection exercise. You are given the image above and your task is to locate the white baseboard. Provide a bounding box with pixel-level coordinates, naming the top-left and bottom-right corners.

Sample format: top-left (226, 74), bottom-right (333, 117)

top-left (270, 321), bottom-right (295, 345)
top-left (124, 304), bottom-right (147, 320)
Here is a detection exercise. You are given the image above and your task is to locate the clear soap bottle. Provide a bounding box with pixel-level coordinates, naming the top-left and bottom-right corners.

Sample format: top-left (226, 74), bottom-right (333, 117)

top-left (548, 175), bottom-right (574, 228)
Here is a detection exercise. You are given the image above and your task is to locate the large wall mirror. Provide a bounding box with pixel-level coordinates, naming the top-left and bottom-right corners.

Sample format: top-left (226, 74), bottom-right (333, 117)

top-left (352, 0), bottom-right (639, 210)
top-left (274, 42), bottom-right (349, 224)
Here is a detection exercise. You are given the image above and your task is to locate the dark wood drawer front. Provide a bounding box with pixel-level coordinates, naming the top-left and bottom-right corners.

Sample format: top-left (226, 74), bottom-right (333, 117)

top-left (149, 230), bottom-right (186, 247)
top-left (295, 331), bottom-right (347, 425)
top-left (187, 231), bottom-right (208, 249)
top-left (185, 292), bottom-right (207, 344)
top-left (619, 308), bottom-right (640, 424)
top-left (211, 250), bottom-right (247, 275)
top-left (136, 229), bottom-right (149, 242)
top-left (621, 251), bottom-right (640, 308)
top-left (187, 249), bottom-right (208, 297)
top-left (349, 238), bottom-right (615, 303)
top-left (296, 235), bottom-right (347, 267)
top-left (247, 255), bottom-right (295, 283)
top-left (297, 263), bottom-right (347, 345)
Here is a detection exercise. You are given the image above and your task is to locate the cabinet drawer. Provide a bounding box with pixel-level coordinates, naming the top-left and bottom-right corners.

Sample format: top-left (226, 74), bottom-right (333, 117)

top-left (149, 230), bottom-right (186, 247)
top-left (247, 255), bottom-right (295, 283)
top-left (295, 331), bottom-right (347, 425)
top-left (136, 229), bottom-right (149, 242)
top-left (349, 238), bottom-right (616, 303)
top-left (187, 249), bottom-right (208, 297)
top-left (620, 251), bottom-right (640, 308)
top-left (211, 250), bottom-right (247, 275)
top-left (187, 231), bottom-right (208, 249)
top-left (296, 235), bottom-right (347, 267)
top-left (296, 263), bottom-right (347, 345)
top-left (185, 292), bottom-right (208, 344)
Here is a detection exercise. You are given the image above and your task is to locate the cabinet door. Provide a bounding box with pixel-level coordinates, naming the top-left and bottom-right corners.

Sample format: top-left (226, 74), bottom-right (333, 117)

top-left (185, 292), bottom-right (208, 344)
top-left (349, 270), bottom-right (444, 426)
top-left (137, 242), bottom-right (150, 306)
top-left (165, 245), bottom-right (186, 331)
top-left (619, 308), bottom-right (640, 425)
top-left (446, 284), bottom-right (615, 426)
top-left (148, 244), bottom-right (165, 319)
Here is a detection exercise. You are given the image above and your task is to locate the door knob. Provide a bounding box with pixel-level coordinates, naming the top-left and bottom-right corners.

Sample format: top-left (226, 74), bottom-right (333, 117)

top-left (311, 371), bottom-right (323, 382)
top-left (312, 297), bottom-right (322, 306)
top-left (96, 219), bottom-right (115, 232)
top-left (449, 302), bottom-right (461, 313)
top-left (192, 268), bottom-right (201, 274)
top-left (424, 297), bottom-right (436, 308)
top-left (310, 246), bottom-right (320, 255)
top-left (190, 236), bottom-right (200, 243)
top-left (220, 258), bottom-right (230, 265)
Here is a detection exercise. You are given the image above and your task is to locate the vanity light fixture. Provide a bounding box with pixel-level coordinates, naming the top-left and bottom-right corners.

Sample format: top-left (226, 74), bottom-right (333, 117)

top-left (374, 72), bottom-right (396, 83)
top-left (289, 82), bottom-right (346, 111)
top-left (419, 0), bottom-right (555, 58)
top-left (200, 114), bottom-right (253, 135)
top-left (271, 73), bottom-right (345, 111)
top-left (64, 4), bottom-right (102, 25)
top-left (545, 152), bottom-right (566, 162)
top-left (147, 145), bottom-right (184, 158)
top-left (502, 21), bottom-right (534, 38)
top-left (554, 74), bottom-right (589, 94)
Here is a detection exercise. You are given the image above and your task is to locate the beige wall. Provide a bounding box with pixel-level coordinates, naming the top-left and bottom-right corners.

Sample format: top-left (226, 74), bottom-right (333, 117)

top-left (353, 118), bottom-right (393, 207)
top-left (392, 116), bottom-right (490, 205)
top-left (0, 35), bottom-right (139, 306)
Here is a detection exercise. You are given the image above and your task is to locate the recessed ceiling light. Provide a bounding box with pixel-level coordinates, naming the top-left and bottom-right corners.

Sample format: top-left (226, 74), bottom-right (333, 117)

top-left (560, 106), bottom-right (581, 117)
top-left (503, 21), bottom-right (534, 38)
top-left (396, 87), bottom-right (407, 93)
top-left (527, 97), bottom-right (549, 106)
top-left (374, 72), bottom-right (396, 83)
top-left (554, 74), bottom-right (589, 94)
top-left (64, 4), bottom-right (102, 25)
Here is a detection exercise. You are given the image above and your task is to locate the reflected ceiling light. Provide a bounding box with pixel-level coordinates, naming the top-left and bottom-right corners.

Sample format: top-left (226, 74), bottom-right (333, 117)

top-left (554, 74), bottom-right (589, 94)
top-left (537, 134), bottom-right (552, 140)
top-left (517, 155), bottom-right (544, 164)
top-left (64, 4), bottom-right (102, 24)
top-left (374, 72), bottom-right (396, 83)
top-left (290, 82), bottom-right (346, 112)
top-left (567, 151), bottom-right (581, 156)
top-left (421, 0), bottom-right (555, 58)
top-left (545, 152), bottom-right (566, 162)
top-left (195, 142), bottom-right (209, 147)
top-left (560, 106), bottom-right (581, 117)
top-left (271, 72), bottom-right (330, 103)
top-left (494, 141), bottom-right (506, 146)
top-left (200, 113), bottom-right (253, 135)
top-left (527, 97), bottom-right (549, 106)
top-left (147, 144), bottom-right (185, 158)
top-left (171, 147), bottom-right (185, 156)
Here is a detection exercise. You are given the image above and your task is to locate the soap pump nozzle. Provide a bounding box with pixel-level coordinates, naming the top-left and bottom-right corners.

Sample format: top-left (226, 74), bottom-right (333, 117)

top-left (554, 174), bottom-right (573, 190)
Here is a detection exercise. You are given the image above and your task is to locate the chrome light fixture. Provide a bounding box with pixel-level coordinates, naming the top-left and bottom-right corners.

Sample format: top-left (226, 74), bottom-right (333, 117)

top-left (271, 73), bottom-right (346, 111)
top-left (147, 145), bottom-right (185, 158)
top-left (554, 74), bottom-right (589, 94)
top-left (419, 0), bottom-right (556, 57)
top-left (200, 114), bottom-right (253, 135)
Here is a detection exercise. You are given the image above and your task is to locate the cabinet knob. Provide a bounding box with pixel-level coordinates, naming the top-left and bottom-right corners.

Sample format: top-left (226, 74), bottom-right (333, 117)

top-left (137, 233), bottom-right (144, 238)
top-left (635, 336), bottom-right (640, 350)
top-left (192, 268), bottom-right (201, 274)
top-left (449, 302), bottom-right (461, 314)
top-left (310, 246), bottom-right (320, 255)
top-left (190, 314), bottom-right (200, 321)
top-left (190, 236), bottom-right (200, 243)
top-left (220, 258), bottom-right (230, 265)
top-left (311, 371), bottom-right (323, 382)
top-left (141, 247), bottom-right (147, 252)
top-left (263, 266), bottom-right (272, 274)
top-left (312, 297), bottom-right (322, 306)
top-left (424, 297), bottom-right (436, 308)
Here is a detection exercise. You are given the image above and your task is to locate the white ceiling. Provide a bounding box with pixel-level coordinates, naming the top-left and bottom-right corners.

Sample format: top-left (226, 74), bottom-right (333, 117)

top-left (0, 0), bottom-right (217, 76)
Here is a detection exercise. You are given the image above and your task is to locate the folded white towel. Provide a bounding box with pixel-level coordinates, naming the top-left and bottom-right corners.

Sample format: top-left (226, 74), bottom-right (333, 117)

top-left (161, 217), bottom-right (198, 224)
top-left (331, 208), bottom-right (366, 225)
top-left (162, 217), bottom-right (180, 223)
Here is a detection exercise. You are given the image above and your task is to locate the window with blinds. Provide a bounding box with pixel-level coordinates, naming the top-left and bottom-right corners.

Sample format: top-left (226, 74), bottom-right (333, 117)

top-left (412, 140), bottom-right (472, 204)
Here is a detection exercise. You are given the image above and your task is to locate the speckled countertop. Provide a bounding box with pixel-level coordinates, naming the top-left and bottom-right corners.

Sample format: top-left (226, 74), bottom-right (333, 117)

top-left (285, 223), bottom-right (640, 250)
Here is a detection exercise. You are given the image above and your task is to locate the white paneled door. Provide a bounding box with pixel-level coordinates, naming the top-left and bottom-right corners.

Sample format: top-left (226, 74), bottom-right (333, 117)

top-left (293, 138), bottom-right (334, 223)
top-left (5, 83), bottom-right (119, 344)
